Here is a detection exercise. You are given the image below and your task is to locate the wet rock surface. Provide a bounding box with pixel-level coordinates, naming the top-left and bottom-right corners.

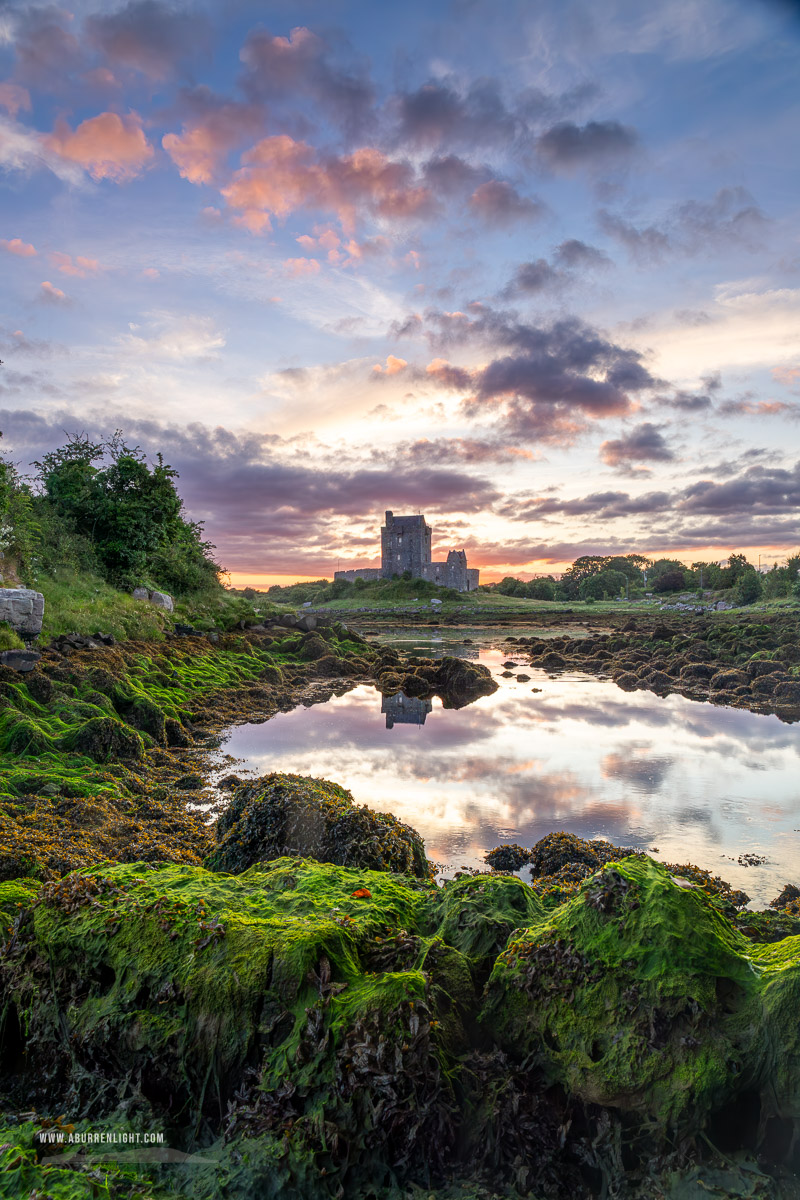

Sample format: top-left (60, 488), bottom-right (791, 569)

top-left (511, 613), bottom-right (800, 720)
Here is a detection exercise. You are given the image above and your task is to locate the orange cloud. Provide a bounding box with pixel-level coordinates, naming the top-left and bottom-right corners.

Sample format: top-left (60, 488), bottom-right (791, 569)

top-left (373, 355), bottom-right (408, 375)
top-left (50, 251), bottom-right (101, 277)
top-left (39, 280), bottom-right (68, 303)
top-left (1, 238), bottom-right (36, 257)
top-left (283, 257), bottom-right (321, 278)
top-left (0, 83), bottom-right (31, 117)
top-left (221, 135), bottom-right (435, 233)
top-left (44, 111), bottom-right (154, 182)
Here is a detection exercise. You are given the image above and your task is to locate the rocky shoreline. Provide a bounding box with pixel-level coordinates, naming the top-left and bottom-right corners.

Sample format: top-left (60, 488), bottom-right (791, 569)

top-left (1, 612), bottom-right (799, 1198)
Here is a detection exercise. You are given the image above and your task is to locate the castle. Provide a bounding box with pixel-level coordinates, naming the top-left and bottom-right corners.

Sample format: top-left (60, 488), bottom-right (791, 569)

top-left (334, 511), bottom-right (479, 592)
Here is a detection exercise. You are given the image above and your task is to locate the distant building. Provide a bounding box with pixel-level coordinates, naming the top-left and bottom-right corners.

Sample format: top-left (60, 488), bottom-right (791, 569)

top-left (335, 510), bottom-right (479, 591)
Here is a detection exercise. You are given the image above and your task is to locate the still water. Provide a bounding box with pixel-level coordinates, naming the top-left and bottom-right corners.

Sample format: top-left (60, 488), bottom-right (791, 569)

top-left (215, 629), bottom-right (800, 908)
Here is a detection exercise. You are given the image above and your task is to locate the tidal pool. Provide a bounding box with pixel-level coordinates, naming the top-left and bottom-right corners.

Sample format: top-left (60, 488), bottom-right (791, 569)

top-left (214, 630), bottom-right (800, 907)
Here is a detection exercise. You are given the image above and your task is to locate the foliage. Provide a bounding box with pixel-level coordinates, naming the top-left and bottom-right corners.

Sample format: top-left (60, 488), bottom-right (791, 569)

top-left (652, 568), bottom-right (687, 593)
top-left (735, 568), bottom-right (763, 605)
top-left (560, 554), bottom-right (650, 598)
top-left (29, 433), bottom-right (220, 594)
top-left (578, 568), bottom-right (627, 600)
top-left (495, 575), bottom-right (557, 600)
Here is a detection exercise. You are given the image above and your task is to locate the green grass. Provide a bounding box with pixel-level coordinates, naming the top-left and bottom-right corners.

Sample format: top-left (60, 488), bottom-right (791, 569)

top-left (32, 569), bottom-right (283, 642)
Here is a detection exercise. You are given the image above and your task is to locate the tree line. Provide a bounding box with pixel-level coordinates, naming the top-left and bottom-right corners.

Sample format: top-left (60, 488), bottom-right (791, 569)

top-left (491, 551), bottom-right (800, 604)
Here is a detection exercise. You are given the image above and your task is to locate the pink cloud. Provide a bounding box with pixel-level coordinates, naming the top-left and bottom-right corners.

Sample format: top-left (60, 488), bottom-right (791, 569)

top-left (163, 124), bottom-right (223, 185)
top-left (163, 93), bottom-right (264, 187)
top-left (283, 257), bottom-right (322, 278)
top-left (50, 251), bottom-right (101, 278)
top-left (141, 267), bottom-right (160, 279)
top-left (221, 135), bottom-right (436, 233)
top-left (0, 83), bottom-right (32, 117)
top-left (39, 280), bottom-right (69, 304)
top-left (772, 365), bottom-right (800, 394)
top-left (44, 111), bottom-right (154, 182)
top-left (1, 238), bottom-right (36, 258)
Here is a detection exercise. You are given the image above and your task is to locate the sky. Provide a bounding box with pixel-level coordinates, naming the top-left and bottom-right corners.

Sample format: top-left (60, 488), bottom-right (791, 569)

top-left (0, 0), bottom-right (799, 586)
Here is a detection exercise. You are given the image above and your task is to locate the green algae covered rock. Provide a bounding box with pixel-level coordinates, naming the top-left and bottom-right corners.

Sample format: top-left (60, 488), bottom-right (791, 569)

top-left (482, 856), bottom-right (800, 1142)
top-left (2, 855), bottom-right (799, 1198)
top-left (205, 772), bottom-right (431, 879)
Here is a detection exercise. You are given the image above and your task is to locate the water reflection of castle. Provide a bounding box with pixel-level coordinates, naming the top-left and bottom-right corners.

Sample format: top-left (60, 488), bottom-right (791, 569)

top-left (381, 692), bottom-right (432, 729)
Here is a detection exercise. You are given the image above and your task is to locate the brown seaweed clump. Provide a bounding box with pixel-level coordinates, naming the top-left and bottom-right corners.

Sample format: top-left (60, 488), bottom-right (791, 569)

top-left (205, 772), bottom-right (432, 879)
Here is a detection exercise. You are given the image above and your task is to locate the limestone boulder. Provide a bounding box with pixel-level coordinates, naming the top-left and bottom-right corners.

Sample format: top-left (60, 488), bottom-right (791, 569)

top-left (148, 590), bottom-right (174, 612)
top-left (0, 587), bottom-right (44, 638)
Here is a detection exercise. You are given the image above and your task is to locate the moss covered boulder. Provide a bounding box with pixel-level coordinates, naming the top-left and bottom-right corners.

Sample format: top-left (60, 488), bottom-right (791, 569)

top-left (205, 773), bottom-right (431, 878)
top-left (482, 856), bottom-right (800, 1150)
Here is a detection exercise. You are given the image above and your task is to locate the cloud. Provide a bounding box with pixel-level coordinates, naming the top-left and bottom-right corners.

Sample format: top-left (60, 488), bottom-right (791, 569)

top-left (599, 422), bottom-right (674, 467)
top-left (421, 154), bottom-right (488, 196)
top-left (678, 461), bottom-right (800, 514)
top-left (393, 79), bottom-right (518, 150)
top-left (221, 135), bottom-right (436, 233)
top-left (39, 280), bottom-right (69, 304)
top-left (1, 237), bottom-right (36, 257)
top-left (598, 187), bottom-right (768, 264)
top-left (718, 397), bottom-right (799, 418)
top-left (468, 180), bottom-right (546, 226)
top-left (772, 365), bottom-right (800, 394)
top-left (537, 120), bottom-right (638, 170)
top-left (49, 251), bottom-right (101, 277)
top-left (44, 111), bottom-right (154, 182)
top-left (162, 87), bottom-right (264, 185)
top-left (239, 25), bottom-right (375, 139)
top-left (502, 240), bottom-right (612, 297)
top-left (9, 6), bottom-right (85, 89)
top-left (500, 489), bottom-right (672, 521)
top-left (553, 238), bottom-right (611, 269)
top-left (118, 312), bottom-right (226, 359)
top-left (414, 305), bottom-right (659, 442)
top-left (0, 113), bottom-right (84, 183)
top-left (0, 82), bottom-right (31, 117)
top-left (283, 256), bottom-right (321, 278)
top-left (503, 258), bottom-right (562, 295)
top-left (85, 0), bottom-right (210, 81)
top-left (373, 355), bottom-right (407, 376)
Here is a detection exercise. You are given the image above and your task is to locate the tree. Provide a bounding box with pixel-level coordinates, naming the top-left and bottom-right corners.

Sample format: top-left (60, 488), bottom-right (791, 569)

top-left (735, 570), bottom-right (762, 605)
top-left (653, 569), bottom-right (687, 593)
top-left (33, 432), bottom-right (220, 592)
top-left (579, 569), bottom-right (627, 600)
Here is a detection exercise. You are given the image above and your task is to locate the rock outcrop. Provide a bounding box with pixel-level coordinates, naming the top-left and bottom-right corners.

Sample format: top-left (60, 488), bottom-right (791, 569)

top-left (0, 588), bottom-right (44, 638)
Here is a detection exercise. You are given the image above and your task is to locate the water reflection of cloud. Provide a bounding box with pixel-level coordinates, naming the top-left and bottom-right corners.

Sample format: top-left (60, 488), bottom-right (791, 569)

top-left (601, 744), bottom-right (673, 792)
top-left (218, 668), bottom-right (800, 905)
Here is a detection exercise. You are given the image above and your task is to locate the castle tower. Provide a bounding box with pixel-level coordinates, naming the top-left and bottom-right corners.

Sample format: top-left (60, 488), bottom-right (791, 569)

top-left (380, 510), bottom-right (432, 578)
